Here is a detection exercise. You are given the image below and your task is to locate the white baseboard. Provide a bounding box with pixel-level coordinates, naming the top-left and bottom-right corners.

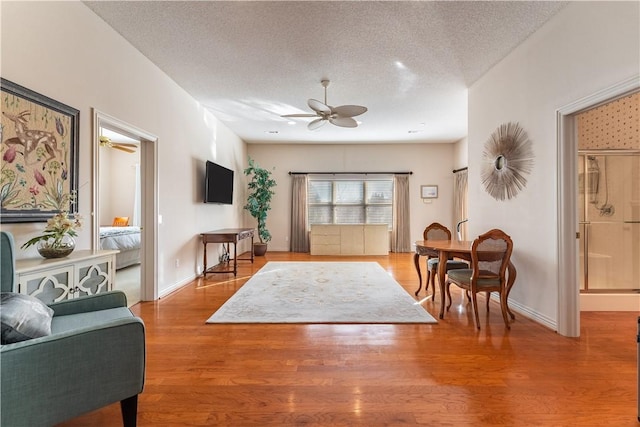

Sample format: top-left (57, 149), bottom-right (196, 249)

top-left (159, 273), bottom-right (197, 299)
top-left (506, 298), bottom-right (558, 331)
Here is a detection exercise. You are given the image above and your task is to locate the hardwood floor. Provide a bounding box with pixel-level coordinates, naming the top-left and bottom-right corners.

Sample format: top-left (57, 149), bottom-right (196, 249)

top-left (59, 252), bottom-right (638, 426)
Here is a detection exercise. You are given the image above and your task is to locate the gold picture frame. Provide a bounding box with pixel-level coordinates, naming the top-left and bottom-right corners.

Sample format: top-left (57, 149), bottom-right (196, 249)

top-left (1, 78), bottom-right (79, 222)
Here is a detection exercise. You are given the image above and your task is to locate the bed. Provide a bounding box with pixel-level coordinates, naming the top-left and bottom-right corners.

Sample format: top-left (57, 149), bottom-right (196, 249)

top-left (99, 226), bottom-right (141, 270)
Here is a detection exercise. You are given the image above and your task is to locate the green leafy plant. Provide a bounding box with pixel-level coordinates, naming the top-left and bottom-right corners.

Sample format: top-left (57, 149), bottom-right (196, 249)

top-left (243, 157), bottom-right (276, 244)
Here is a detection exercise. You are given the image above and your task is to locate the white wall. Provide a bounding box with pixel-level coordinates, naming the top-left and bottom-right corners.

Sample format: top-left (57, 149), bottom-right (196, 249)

top-left (99, 147), bottom-right (139, 225)
top-left (467, 1), bottom-right (640, 327)
top-left (452, 137), bottom-right (468, 171)
top-left (247, 143), bottom-right (457, 251)
top-left (1, 2), bottom-right (247, 296)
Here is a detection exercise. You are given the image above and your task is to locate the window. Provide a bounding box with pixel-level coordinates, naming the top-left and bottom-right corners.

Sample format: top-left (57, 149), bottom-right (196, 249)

top-left (308, 178), bottom-right (394, 228)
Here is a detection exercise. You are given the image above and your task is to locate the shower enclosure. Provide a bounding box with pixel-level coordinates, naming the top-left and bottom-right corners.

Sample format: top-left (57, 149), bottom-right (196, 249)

top-left (578, 151), bottom-right (640, 293)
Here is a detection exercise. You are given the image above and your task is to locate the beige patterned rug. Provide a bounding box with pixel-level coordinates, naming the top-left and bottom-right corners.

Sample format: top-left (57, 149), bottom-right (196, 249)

top-left (206, 261), bottom-right (437, 324)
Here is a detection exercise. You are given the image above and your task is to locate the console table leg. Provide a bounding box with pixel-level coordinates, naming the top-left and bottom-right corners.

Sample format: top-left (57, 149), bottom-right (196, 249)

top-left (233, 241), bottom-right (238, 276)
top-left (203, 242), bottom-right (208, 277)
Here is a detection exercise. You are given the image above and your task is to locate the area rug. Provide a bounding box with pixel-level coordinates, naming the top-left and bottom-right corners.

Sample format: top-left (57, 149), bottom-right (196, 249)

top-left (206, 261), bottom-right (437, 324)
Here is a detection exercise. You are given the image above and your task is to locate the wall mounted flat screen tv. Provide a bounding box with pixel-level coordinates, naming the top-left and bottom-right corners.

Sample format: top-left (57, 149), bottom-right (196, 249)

top-left (204, 161), bottom-right (234, 204)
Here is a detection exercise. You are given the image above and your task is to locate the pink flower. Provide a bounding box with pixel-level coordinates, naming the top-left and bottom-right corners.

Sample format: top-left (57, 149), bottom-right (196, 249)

top-left (3, 146), bottom-right (16, 163)
top-left (34, 170), bottom-right (46, 186)
top-left (29, 185), bottom-right (39, 196)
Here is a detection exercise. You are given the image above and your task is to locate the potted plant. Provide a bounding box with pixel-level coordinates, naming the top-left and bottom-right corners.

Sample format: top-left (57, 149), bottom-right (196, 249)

top-left (243, 157), bottom-right (276, 256)
top-left (21, 193), bottom-right (82, 259)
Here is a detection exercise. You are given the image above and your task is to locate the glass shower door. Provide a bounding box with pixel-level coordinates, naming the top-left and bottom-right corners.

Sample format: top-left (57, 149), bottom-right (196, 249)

top-left (579, 153), bottom-right (640, 292)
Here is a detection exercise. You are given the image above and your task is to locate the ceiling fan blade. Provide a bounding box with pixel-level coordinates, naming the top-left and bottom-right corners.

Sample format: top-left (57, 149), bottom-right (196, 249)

top-left (308, 99), bottom-right (331, 115)
top-left (112, 145), bottom-right (137, 153)
top-left (332, 105), bottom-right (368, 118)
top-left (329, 117), bottom-right (358, 128)
top-left (281, 113), bottom-right (318, 118)
top-left (308, 118), bottom-right (327, 131)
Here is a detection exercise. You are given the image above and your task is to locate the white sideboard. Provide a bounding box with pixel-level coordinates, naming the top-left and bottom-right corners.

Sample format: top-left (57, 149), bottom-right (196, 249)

top-left (15, 250), bottom-right (118, 304)
top-left (310, 224), bottom-right (389, 255)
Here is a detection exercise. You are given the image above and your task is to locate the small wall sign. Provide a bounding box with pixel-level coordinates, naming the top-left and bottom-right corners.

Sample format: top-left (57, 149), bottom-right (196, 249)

top-left (421, 185), bottom-right (438, 199)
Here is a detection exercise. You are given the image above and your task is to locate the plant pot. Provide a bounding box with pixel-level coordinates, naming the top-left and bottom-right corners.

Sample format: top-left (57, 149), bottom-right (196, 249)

top-left (37, 236), bottom-right (75, 259)
top-left (253, 242), bottom-right (268, 256)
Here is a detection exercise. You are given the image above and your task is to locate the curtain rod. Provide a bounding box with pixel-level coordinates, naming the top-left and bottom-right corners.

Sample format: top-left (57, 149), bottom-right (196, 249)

top-left (452, 167), bottom-right (468, 173)
top-left (289, 171), bottom-right (412, 175)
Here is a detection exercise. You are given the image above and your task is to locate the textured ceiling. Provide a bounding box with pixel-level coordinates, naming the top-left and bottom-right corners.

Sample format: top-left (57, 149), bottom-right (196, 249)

top-left (84, 1), bottom-right (567, 144)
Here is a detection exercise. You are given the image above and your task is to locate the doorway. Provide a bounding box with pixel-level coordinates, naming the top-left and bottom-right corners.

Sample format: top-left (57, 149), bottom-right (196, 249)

top-left (557, 76), bottom-right (639, 337)
top-left (93, 110), bottom-right (158, 302)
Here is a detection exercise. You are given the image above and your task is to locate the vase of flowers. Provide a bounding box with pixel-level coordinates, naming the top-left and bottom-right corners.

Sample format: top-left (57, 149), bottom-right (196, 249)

top-left (22, 211), bottom-right (82, 259)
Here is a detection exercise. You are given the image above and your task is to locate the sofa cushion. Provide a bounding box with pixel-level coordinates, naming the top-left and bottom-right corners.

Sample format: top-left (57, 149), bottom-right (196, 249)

top-left (51, 307), bottom-right (134, 334)
top-left (1, 292), bottom-right (54, 344)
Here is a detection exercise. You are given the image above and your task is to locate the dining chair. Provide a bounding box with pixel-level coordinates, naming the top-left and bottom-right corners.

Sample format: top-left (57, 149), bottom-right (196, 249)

top-left (445, 228), bottom-right (513, 330)
top-left (416, 222), bottom-right (468, 300)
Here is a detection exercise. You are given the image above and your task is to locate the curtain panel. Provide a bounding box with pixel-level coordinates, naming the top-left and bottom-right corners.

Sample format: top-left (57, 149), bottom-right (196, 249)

top-left (391, 174), bottom-right (411, 252)
top-left (453, 169), bottom-right (468, 240)
top-left (290, 174), bottom-right (309, 252)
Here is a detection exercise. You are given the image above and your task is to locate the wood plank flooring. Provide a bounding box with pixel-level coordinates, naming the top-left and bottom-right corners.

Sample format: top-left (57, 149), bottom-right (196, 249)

top-left (59, 252), bottom-right (639, 426)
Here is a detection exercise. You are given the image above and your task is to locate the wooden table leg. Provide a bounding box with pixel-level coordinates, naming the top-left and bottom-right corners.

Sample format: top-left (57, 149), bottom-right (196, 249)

top-left (505, 261), bottom-right (517, 319)
top-left (203, 242), bottom-right (208, 277)
top-left (438, 250), bottom-right (448, 319)
top-left (233, 240), bottom-right (238, 276)
top-left (413, 252), bottom-right (423, 296)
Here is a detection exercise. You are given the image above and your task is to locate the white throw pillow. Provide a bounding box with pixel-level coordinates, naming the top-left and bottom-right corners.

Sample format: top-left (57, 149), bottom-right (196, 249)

top-left (1, 292), bottom-right (54, 344)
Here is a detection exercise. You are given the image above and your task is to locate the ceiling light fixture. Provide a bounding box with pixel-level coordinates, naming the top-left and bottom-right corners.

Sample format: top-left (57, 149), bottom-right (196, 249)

top-left (281, 79), bottom-right (367, 130)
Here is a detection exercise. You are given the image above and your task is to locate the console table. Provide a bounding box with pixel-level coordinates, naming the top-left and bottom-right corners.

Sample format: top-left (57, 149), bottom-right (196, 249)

top-left (15, 250), bottom-right (118, 304)
top-left (201, 228), bottom-right (254, 276)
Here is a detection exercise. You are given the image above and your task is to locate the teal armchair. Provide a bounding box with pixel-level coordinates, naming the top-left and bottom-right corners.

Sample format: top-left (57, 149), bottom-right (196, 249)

top-left (1, 231), bottom-right (146, 426)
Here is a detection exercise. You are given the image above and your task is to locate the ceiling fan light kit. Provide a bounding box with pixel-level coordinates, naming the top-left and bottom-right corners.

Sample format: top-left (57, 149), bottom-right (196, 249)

top-left (282, 79), bottom-right (367, 130)
top-left (99, 135), bottom-right (138, 153)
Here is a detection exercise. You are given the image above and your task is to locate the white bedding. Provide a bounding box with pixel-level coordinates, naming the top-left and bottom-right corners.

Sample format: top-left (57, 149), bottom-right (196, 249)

top-left (100, 226), bottom-right (141, 269)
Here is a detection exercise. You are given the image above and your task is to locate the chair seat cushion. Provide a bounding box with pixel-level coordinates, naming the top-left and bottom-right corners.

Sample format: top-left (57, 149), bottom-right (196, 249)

top-left (1, 292), bottom-right (54, 344)
top-left (51, 307), bottom-right (134, 335)
top-left (427, 258), bottom-right (469, 270)
top-left (447, 269), bottom-right (501, 287)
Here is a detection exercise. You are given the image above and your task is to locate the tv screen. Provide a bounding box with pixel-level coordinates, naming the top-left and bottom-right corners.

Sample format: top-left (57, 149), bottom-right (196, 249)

top-left (204, 161), bottom-right (234, 204)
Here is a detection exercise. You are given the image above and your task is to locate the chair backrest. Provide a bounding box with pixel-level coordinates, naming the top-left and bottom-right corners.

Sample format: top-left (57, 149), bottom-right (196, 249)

top-left (112, 216), bottom-right (129, 227)
top-left (470, 228), bottom-right (513, 280)
top-left (0, 231), bottom-right (17, 293)
top-left (423, 222), bottom-right (452, 241)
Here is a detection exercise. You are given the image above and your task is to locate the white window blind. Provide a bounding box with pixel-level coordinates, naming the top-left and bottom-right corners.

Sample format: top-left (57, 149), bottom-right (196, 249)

top-left (308, 177), bottom-right (393, 228)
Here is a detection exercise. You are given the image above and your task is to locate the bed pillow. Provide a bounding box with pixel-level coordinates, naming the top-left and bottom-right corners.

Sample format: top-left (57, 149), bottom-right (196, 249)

top-left (1, 292), bottom-right (54, 344)
top-left (112, 216), bottom-right (129, 226)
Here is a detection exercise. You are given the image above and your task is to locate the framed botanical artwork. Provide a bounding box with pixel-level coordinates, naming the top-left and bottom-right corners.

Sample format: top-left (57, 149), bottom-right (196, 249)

top-left (421, 185), bottom-right (438, 199)
top-left (1, 78), bottom-right (79, 223)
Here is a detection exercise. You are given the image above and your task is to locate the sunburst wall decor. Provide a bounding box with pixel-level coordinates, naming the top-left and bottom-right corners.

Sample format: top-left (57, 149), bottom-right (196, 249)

top-left (481, 122), bottom-right (534, 201)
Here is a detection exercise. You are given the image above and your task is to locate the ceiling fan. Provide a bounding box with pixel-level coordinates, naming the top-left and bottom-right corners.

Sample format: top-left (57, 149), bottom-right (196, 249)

top-left (282, 79), bottom-right (367, 130)
top-left (99, 135), bottom-right (138, 153)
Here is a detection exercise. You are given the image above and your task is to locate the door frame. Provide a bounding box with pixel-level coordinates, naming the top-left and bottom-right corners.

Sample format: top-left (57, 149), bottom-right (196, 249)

top-left (556, 75), bottom-right (639, 337)
top-left (92, 109), bottom-right (159, 300)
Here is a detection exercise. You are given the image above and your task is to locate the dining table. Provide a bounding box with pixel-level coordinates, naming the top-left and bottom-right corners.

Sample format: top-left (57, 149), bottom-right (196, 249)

top-left (414, 239), bottom-right (517, 320)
